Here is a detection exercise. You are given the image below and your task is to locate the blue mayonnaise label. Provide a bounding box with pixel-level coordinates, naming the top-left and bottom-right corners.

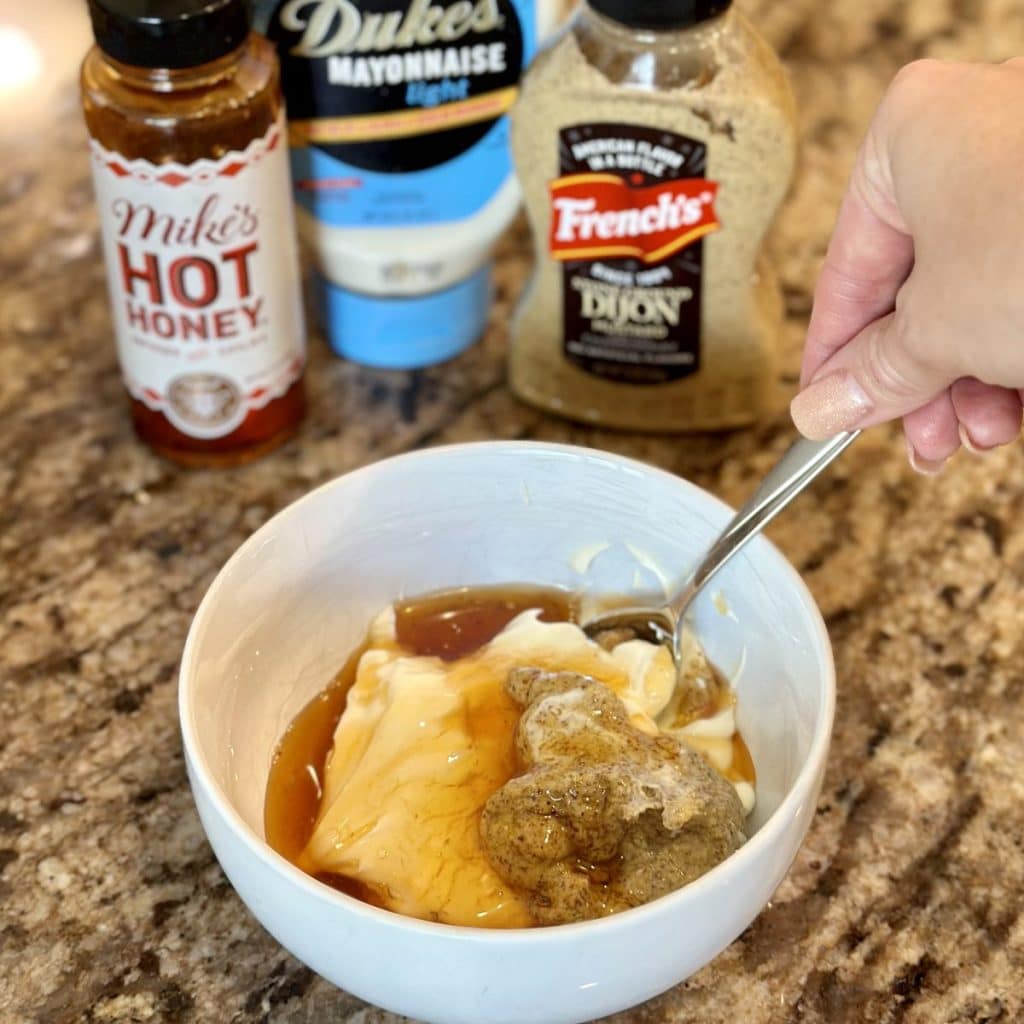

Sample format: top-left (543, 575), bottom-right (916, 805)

top-left (254, 0), bottom-right (538, 227)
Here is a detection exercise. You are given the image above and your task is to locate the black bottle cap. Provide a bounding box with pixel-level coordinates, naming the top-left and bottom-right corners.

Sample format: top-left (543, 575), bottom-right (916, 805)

top-left (87, 0), bottom-right (251, 70)
top-left (588, 0), bottom-right (732, 30)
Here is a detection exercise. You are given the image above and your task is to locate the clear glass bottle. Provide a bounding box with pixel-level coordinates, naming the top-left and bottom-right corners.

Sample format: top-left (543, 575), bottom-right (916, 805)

top-left (81, 0), bottom-right (306, 467)
top-left (509, 0), bottom-right (797, 431)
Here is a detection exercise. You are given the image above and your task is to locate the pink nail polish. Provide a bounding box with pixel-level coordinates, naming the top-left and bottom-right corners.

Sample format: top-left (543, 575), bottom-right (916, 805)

top-left (790, 372), bottom-right (873, 440)
top-left (958, 422), bottom-right (990, 455)
top-left (906, 437), bottom-right (946, 476)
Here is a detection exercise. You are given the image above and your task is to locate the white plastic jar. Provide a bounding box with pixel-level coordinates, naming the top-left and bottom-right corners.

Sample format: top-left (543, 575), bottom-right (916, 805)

top-left (255, 0), bottom-right (557, 368)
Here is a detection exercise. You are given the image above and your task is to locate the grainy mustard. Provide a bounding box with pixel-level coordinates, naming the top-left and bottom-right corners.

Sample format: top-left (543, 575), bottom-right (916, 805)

top-left (509, 0), bottom-right (797, 431)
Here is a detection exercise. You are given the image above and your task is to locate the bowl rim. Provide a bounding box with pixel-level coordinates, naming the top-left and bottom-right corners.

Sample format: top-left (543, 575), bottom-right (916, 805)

top-left (179, 439), bottom-right (836, 942)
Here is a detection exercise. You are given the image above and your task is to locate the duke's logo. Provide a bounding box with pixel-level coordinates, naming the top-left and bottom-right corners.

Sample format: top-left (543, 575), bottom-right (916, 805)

top-left (548, 173), bottom-right (721, 264)
top-left (278, 0), bottom-right (504, 57)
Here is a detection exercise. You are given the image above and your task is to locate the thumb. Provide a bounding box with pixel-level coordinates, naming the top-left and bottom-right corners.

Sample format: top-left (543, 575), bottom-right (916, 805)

top-left (790, 306), bottom-right (956, 439)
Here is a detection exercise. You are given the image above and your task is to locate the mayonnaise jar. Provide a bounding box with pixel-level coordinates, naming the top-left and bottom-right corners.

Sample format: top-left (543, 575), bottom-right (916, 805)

top-left (256, 0), bottom-right (557, 368)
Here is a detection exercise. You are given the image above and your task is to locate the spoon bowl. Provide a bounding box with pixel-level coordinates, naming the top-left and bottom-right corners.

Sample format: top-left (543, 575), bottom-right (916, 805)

top-left (582, 605), bottom-right (675, 646)
top-left (583, 431), bottom-right (859, 678)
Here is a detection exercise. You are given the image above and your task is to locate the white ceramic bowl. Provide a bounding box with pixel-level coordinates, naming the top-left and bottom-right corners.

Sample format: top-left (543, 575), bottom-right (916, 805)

top-left (180, 441), bottom-right (834, 1024)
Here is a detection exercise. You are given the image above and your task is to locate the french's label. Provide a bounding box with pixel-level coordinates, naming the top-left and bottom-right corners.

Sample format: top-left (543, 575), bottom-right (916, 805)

top-left (88, 116), bottom-right (306, 439)
top-left (549, 175), bottom-right (719, 263)
top-left (255, 0), bottom-right (536, 226)
top-left (554, 123), bottom-right (719, 386)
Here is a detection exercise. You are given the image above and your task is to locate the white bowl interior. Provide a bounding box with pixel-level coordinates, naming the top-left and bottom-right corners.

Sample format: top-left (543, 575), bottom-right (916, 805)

top-left (185, 443), bottom-right (826, 849)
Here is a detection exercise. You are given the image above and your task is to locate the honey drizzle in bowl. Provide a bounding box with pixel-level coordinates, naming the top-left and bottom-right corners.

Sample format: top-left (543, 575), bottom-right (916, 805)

top-left (263, 587), bottom-right (572, 866)
top-left (263, 585), bottom-right (755, 911)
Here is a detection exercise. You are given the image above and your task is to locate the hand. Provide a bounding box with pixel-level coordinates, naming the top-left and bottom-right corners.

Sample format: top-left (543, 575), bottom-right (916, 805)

top-left (790, 59), bottom-right (1024, 472)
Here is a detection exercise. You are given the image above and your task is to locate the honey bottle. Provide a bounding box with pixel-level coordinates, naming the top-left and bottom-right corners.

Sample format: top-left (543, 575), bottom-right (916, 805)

top-left (81, 0), bottom-right (307, 467)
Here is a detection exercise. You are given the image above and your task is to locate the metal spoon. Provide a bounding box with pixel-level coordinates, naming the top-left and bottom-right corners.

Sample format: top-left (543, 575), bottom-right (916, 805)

top-left (583, 430), bottom-right (860, 669)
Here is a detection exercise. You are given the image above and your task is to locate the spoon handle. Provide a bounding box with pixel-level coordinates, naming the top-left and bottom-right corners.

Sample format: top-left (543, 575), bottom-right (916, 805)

top-left (670, 430), bottom-right (861, 633)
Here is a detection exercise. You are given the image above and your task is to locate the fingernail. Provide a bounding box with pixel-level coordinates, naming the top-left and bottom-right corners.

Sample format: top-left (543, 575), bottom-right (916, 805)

top-left (906, 437), bottom-right (946, 476)
top-left (790, 372), bottom-right (873, 439)
top-left (958, 422), bottom-right (991, 455)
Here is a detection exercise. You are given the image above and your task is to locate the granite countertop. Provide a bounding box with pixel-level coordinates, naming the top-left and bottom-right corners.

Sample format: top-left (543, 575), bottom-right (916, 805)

top-left (3, 2), bottom-right (1024, 1022)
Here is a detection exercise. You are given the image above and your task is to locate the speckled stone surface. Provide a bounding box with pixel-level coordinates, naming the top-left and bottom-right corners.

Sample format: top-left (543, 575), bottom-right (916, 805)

top-left (3, 3), bottom-right (1024, 1022)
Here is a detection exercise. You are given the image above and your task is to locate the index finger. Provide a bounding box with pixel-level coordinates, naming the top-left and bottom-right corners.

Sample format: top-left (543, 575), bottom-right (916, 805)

top-left (802, 130), bottom-right (915, 386)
